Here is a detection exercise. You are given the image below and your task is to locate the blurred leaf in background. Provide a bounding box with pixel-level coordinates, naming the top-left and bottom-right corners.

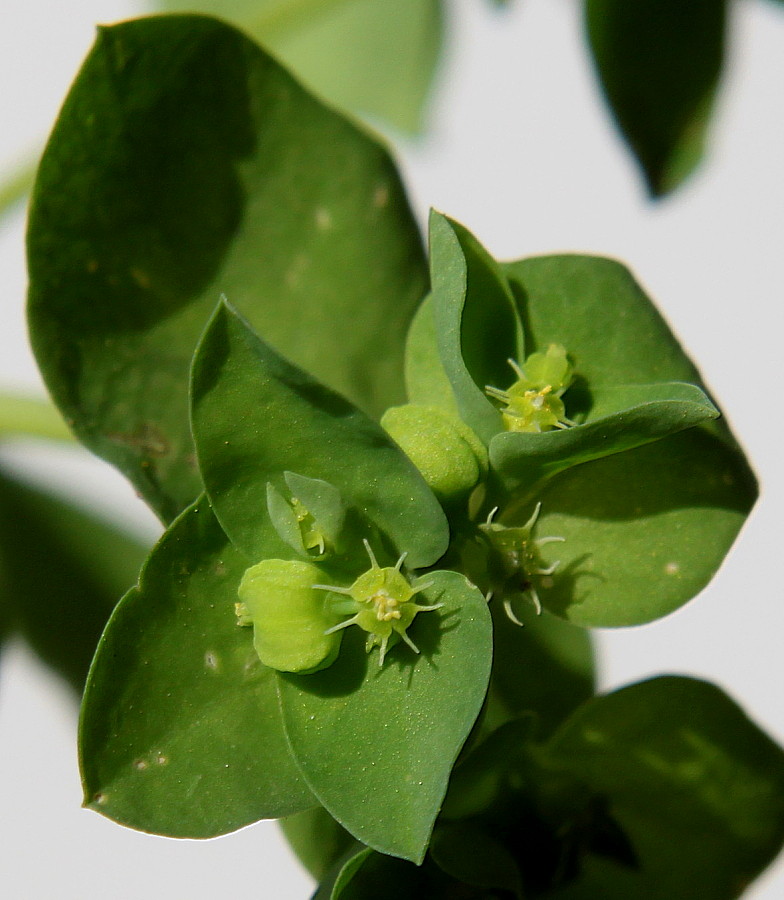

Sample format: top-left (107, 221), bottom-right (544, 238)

top-left (584, 0), bottom-right (727, 197)
top-left (157, 0), bottom-right (445, 134)
top-left (0, 470), bottom-right (149, 691)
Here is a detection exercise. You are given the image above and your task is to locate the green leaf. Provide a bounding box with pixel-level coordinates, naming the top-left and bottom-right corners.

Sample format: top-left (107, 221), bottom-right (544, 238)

top-left (280, 806), bottom-right (355, 881)
top-left (79, 498), bottom-right (317, 836)
top-left (28, 14), bottom-right (427, 523)
top-left (501, 254), bottom-right (756, 626)
top-left (191, 301), bottom-right (449, 569)
top-left (486, 604), bottom-right (595, 740)
top-left (315, 847), bottom-right (430, 900)
top-left (585, 0), bottom-right (727, 197)
top-left (430, 822), bottom-right (523, 897)
top-left (429, 212), bottom-right (524, 443)
top-left (490, 382), bottom-right (718, 493)
top-left (0, 470), bottom-right (149, 690)
top-left (277, 570), bottom-right (492, 863)
top-left (403, 295), bottom-right (458, 414)
top-left (158, 0), bottom-right (443, 134)
top-left (545, 676), bottom-right (784, 899)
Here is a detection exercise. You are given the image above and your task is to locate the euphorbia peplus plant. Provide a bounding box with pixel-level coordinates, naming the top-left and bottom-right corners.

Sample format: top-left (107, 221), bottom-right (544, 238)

top-left (23, 13), bottom-right (784, 900)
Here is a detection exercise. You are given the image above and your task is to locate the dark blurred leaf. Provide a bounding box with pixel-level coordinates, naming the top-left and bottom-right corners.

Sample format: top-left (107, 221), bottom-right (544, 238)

top-left (80, 498), bottom-right (317, 836)
top-left (0, 469), bottom-right (149, 690)
top-left (158, 0), bottom-right (444, 134)
top-left (486, 603), bottom-right (595, 740)
top-left (28, 15), bottom-right (427, 523)
top-left (585, 0), bottom-right (727, 196)
top-left (546, 676), bottom-right (784, 899)
top-left (280, 806), bottom-right (355, 881)
top-left (431, 821), bottom-right (523, 897)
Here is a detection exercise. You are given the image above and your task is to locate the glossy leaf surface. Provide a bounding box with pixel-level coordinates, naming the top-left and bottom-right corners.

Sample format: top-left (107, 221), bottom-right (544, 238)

top-left (0, 470), bottom-right (149, 690)
top-left (585, 0), bottom-right (727, 196)
top-left (159, 0), bottom-right (443, 134)
top-left (278, 570), bottom-right (492, 863)
top-left (80, 498), bottom-right (316, 836)
top-left (28, 14), bottom-right (427, 522)
top-left (191, 301), bottom-right (449, 568)
top-left (546, 677), bottom-right (784, 899)
top-left (501, 254), bottom-right (756, 625)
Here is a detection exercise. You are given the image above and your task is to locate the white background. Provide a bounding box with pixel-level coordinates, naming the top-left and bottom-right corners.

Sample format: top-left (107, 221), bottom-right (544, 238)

top-left (1, 0), bottom-right (782, 897)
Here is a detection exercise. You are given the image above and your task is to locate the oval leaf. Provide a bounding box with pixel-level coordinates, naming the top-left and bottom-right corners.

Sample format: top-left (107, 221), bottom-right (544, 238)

top-left (79, 497), bottom-right (316, 837)
top-left (585, 0), bottom-right (727, 196)
top-left (28, 14), bottom-right (427, 522)
top-left (191, 301), bottom-right (449, 569)
top-left (159, 0), bottom-right (444, 135)
top-left (277, 570), bottom-right (493, 863)
top-left (500, 254), bottom-right (756, 626)
top-left (545, 676), bottom-right (784, 899)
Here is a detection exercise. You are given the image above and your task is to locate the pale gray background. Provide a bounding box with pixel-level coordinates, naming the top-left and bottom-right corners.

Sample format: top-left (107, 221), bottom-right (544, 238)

top-left (1, 0), bottom-right (782, 897)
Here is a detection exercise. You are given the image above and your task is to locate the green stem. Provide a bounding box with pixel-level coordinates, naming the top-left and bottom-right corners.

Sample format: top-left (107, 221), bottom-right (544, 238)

top-left (0, 393), bottom-right (74, 443)
top-left (0, 154), bottom-right (39, 221)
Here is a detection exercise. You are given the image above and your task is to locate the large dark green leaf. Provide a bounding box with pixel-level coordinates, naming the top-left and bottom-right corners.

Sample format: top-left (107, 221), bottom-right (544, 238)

top-left (546, 676), bottom-right (784, 899)
top-left (79, 498), bottom-right (317, 836)
top-left (28, 14), bottom-right (427, 523)
top-left (0, 470), bottom-right (149, 690)
top-left (585, 0), bottom-right (727, 197)
top-left (501, 254), bottom-right (756, 625)
top-left (428, 212), bottom-right (523, 443)
top-left (158, 0), bottom-right (443, 134)
top-left (278, 570), bottom-right (492, 863)
top-left (191, 301), bottom-right (449, 568)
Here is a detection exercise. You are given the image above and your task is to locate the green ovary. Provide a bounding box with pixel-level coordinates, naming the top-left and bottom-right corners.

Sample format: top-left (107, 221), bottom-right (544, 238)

top-left (237, 558), bottom-right (341, 673)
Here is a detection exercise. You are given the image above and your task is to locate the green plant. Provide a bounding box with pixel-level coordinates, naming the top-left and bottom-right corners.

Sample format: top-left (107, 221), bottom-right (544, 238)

top-left (2, 3), bottom-right (783, 898)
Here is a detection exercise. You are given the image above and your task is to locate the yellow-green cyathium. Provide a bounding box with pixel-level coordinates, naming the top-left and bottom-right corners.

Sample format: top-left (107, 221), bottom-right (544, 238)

top-left (476, 503), bottom-right (565, 625)
top-left (486, 343), bottom-right (574, 433)
top-left (315, 541), bottom-right (443, 666)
